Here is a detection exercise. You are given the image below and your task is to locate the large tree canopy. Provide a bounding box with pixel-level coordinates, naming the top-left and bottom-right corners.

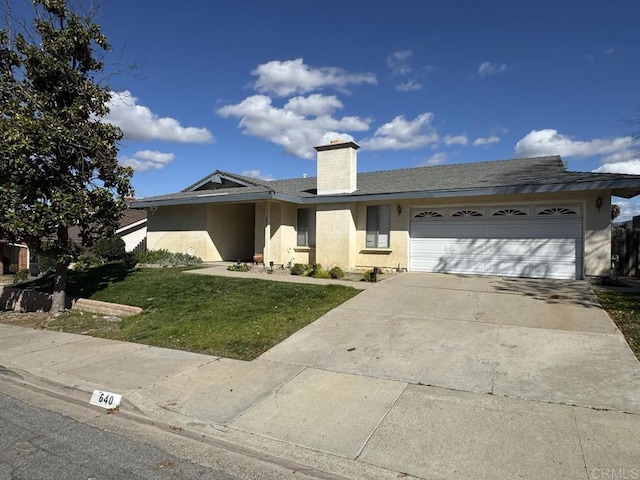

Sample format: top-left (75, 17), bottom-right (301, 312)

top-left (0, 0), bottom-right (133, 310)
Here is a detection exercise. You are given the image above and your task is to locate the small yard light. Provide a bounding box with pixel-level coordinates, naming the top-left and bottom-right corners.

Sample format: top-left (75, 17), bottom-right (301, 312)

top-left (269, 261), bottom-right (274, 272)
top-left (396, 204), bottom-right (402, 216)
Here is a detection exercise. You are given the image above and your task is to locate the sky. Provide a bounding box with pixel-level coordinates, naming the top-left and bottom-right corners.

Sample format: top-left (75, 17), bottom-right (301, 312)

top-left (56, 1), bottom-right (640, 216)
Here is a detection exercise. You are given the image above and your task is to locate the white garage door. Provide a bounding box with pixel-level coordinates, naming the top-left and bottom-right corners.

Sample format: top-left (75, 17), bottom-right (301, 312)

top-left (409, 205), bottom-right (583, 279)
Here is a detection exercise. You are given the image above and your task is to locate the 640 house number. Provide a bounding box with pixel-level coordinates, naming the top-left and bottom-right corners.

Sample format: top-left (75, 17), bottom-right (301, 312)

top-left (90, 390), bottom-right (122, 410)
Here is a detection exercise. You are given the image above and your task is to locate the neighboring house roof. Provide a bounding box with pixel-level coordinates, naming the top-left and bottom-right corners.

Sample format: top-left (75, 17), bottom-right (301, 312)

top-left (116, 208), bottom-right (147, 229)
top-left (130, 156), bottom-right (640, 208)
top-left (67, 208), bottom-right (147, 244)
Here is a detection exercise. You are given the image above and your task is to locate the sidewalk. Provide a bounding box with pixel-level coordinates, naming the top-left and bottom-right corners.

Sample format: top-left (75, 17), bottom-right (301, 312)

top-left (1, 321), bottom-right (638, 480)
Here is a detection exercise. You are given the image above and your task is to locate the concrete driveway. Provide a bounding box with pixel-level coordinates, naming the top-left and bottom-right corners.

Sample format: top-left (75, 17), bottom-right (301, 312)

top-left (262, 272), bottom-right (640, 413)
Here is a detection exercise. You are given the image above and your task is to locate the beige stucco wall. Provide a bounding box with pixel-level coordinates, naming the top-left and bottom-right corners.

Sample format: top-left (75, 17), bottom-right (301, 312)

top-left (147, 203), bottom-right (255, 262)
top-left (206, 203), bottom-right (255, 261)
top-left (147, 205), bottom-right (213, 259)
top-left (315, 203), bottom-right (357, 269)
top-left (277, 203), bottom-right (297, 265)
top-left (582, 191), bottom-right (611, 276)
top-left (317, 148), bottom-right (357, 195)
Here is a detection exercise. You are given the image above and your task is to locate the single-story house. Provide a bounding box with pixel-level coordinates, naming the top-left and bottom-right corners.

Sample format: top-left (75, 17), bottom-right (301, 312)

top-left (0, 240), bottom-right (29, 275)
top-left (130, 141), bottom-right (640, 280)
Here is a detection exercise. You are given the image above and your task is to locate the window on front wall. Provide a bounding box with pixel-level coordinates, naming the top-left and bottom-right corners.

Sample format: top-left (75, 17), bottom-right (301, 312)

top-left (366, 205), bottom-right (390, 248)
top-left (297, 208), bottom-right (316, 247)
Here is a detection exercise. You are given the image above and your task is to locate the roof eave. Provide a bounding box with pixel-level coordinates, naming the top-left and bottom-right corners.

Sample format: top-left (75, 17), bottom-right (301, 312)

top-left (130, 191), bottom-right (274, 208)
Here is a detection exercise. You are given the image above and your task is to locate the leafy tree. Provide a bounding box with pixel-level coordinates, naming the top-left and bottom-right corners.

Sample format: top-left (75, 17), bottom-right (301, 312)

top-left (92, 236), bottom-right (126, 262)
top-left (612, 204), bottom-right (621, 221)
top-left (0, 0), bottom-right (133, 311)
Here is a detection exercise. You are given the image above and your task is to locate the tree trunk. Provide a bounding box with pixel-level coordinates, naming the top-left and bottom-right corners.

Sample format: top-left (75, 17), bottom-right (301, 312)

top-left (51, 224), bottom-right (70, 312)
top-left (51, 261), bottom-right (69, 312)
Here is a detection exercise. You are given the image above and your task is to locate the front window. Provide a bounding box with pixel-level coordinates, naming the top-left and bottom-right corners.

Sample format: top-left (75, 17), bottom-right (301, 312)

top-left (366, 205), bottom-right (390, 248)
top-left (297, 208), bottom-right (316, 246)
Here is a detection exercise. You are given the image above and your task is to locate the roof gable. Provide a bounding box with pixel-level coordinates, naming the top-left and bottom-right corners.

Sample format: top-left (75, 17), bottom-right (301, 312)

top-left (182, 170), bottom-right (270, 192)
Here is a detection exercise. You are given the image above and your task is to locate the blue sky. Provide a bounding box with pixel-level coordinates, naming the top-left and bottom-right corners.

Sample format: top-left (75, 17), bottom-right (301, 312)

top-left (92, 0), bottom-right (640, 217)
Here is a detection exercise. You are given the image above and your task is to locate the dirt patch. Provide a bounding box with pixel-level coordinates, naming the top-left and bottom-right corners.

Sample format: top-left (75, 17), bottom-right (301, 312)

top-left (0, 310), bottom-right (54, 329)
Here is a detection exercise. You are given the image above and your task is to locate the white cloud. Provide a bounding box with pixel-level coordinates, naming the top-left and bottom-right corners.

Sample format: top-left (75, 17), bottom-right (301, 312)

top-left (593, 160), bottom-right (640, 175)
top-left (478, 62), bottom-right (509, 77)
top-left (612, 198), bottom-right (640, 221)
top-left (251, 58), bottom-right (377, 97)
top-left (387, 50), bottom-right (413, 76)
top-left (444, 134), bottom-right (468, 146)
top-left (421, 152), bottom-right (447, 166)
top-left (241, 169), bottom-right (275, 181)
top-left (514, 129), bottom-right (633, 158)
top-left (387, 50), bottom-right (428, 92)
top-left (104, 91), bottom-right (213, 143)
top-left (360, 113), bottom-right (439, 151)
top-left (473, 135), bottom-right (500, 146)
top-left (396, 80), bottom-right (423, 92)
top-left (218, 94), bottom-right (368, 159)
top-left (602, 151), bottom-right (636, 164)
top-left (119, 150), bottom-right (175, 172)
top-left (284, 94), bottom-right (343, 116)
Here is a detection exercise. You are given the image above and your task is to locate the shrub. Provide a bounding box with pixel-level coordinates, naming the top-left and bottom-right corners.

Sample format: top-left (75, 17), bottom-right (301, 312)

top-left (329, 266), bottom-right (344, 279)
top-left (73, 252), bottom-right (101, 271)
top-left (92, 236), bottom-right (126, 262)
top-left (12, 269), bottom-right (30, 284)
top-left (290, 263), bottom-right (308, 276)
top-left (135, 249), bottom-right (202, 267)
top-left (7, 263), bottom-right (18, 274)
top-left (227, 263), bottom-right (251, 272)
top-left (312, 270), bottom-right (331, 279)
top-left (362, 270), bottom-right (374, 282)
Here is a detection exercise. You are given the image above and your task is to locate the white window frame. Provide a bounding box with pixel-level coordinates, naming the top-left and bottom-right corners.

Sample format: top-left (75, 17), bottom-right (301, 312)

top-left (366, 205), bottom-right (390, 248)
top-left (297, 208), bottom-right (316, 247)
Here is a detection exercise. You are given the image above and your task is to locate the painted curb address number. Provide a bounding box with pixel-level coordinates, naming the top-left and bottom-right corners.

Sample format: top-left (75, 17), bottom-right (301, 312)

top-left (90, 390), bottom-right (122, 409)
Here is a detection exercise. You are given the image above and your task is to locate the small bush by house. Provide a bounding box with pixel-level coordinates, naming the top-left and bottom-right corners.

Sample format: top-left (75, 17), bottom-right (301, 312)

top-left (136, 249), bottom-right (202, 267)
top-left (329, 266), bottom-right (344, 279)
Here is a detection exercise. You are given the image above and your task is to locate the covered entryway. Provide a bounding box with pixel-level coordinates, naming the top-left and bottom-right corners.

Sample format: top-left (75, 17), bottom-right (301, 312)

top-left (409, 204), bottom-right (583, 279)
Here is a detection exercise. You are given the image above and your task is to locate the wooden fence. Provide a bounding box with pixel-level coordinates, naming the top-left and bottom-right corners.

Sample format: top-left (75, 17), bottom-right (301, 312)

top-left (130, 237), bottom-right (147, 256)
top-left (612, 228), bottom-right (640, 277)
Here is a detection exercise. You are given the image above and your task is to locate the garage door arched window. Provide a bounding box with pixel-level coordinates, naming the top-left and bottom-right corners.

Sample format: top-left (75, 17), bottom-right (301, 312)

top-left (366, 205), bottom-right (390, 248)
top-left (451, 210), bottom-right (483, 217)
top-left (537, 207), bottom-right (578, 216)
top-left (492, 208), bottom-right (528, 217)
top-left (414, 211), bottom-right (444, 218)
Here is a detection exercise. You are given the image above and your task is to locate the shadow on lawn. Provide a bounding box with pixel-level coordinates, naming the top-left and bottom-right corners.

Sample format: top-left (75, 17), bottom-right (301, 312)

top-left (19, 262), bottom-right (136, 298)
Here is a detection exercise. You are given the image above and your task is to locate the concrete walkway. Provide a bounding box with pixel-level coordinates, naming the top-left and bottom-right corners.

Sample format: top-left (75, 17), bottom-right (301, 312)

top-left (184, 265), bottom-right (377, 289)
top-left (1, 273), bottom-right (639, 480)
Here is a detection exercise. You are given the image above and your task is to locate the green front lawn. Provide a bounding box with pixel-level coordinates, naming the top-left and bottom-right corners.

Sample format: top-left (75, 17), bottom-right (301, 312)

top-left (595, 291), bottom-right (640, 360)
top-left (37, 265), bottom-right (359, 360)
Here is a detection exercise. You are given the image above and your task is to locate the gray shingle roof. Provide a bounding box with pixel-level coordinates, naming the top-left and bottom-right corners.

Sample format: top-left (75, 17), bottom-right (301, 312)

top-left (130, 156), bottom-right (640, 208)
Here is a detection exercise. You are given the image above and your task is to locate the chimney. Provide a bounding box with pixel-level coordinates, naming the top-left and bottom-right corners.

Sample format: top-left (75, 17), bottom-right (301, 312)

top-left (314, 140), bottom-right (360, 195)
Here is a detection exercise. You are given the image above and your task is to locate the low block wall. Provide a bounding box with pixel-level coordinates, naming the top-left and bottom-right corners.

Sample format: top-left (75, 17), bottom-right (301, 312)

top-left (1, 286), bottom-right (142, 316)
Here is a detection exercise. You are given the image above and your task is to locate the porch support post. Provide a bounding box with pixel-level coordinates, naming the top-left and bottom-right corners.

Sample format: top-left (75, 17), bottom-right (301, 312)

top-left (264, 201), bottom-right (271, 264)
